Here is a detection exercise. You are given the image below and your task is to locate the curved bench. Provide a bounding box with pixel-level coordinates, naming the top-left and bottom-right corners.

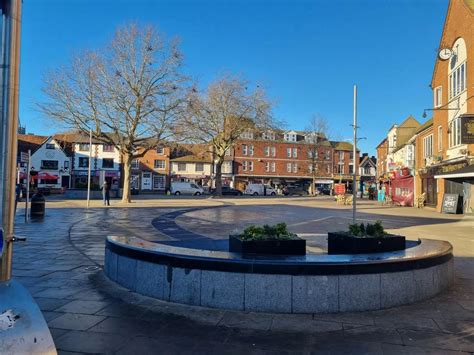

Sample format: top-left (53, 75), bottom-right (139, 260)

top-left (105, 236), bottom-right (453, 313)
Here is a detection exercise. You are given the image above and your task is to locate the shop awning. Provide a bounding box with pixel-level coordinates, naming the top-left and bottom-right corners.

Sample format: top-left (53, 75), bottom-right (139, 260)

top-left (32, 172), bottom-right (59, 180)
top-left (434, 164), bottom-right (474, 179)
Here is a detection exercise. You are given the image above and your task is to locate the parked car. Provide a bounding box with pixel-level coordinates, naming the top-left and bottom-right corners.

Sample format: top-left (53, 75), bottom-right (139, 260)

top-left (244, 184), bottom-right (277, 196)
top-left (283, 185), bottom-right (309, 196)
top-left (317, 186), bottom-right (331, 195)
top-left (170, 182), bottom-right (204, 196)
top-left (210, 186), bottom-right (243, 196)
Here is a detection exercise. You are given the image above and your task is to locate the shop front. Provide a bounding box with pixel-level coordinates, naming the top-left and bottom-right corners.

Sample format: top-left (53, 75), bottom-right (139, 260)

top-left (435, 163), bottom-right (474, 214)
top-left (389, 169), bottom-right (414, 207)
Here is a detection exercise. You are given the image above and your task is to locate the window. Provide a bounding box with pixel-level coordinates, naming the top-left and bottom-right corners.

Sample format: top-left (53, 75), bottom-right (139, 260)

top-left (41, 160), bottom-right (58, 169)
top-left (308, 164), bottom-right (313, 173)
top-left (449, 117), bottom-right (461, 147)
top-left (103, 144), bottom-right (114, 152)
top-left (153, 175), bottom-right (165, 190)
top-left (64, 161), bottom-right (69, 169)
top-left (154, 160), bottom-right (166, 169)
top-left (339, 151), bottom-right (344, 160)
top-left (249, 161), bottom-right (254, 171)
top-left (265, 162), bottom-right (270, 172)
top-left (78, 157), bottom-right (89, 168)
top-left (46, 143), bottom-right (55, 149)
top-left (307, 150), bottom-right (313, 158)
top-left (284, 133), bottom-right (296, 142)
top-left (449, 62), bottom-right (466, 99)
top-left (262, 131), bottom-right (276, 140)
top-left (271, 162), bottom-right (276, 172)
top-left (131, 159), bottom-right (140, 169)
top-left (349, 164), bottom-right (354, 174)
top-left (364, 166), bottom-right (371, 175)
top-left (292, 148), bottom-right (297, 158)
top-left (242, 161), bottom-right (248, 171)
top-left (286, 163), bottom-right (292, 173)
top-left (324, 151), bottom-right (331, 160)
top-left (102, 158), bottom-right (114, 168)
top-left (264, 146), bottom-right (270, 157)
top-left (249, 145), bottom-right (254, 156)
top-left (434, 87), bottom-right (442, 108)
top-left (156, 147), bottom-right (164, 155)
top-left (195, 163), bottom-right (204, 172)
top-left (242, 144), bottom-right (248, 155)
top-left (326, 165), bottom-right (331, 174)
top-left (286, 148), bottom-right (292, 158)
top-left (240, 131), bottom-right (254, 140)
top-left (292, 163), bottom-right (298, 173)
top-left (438, 126), bottom-right (442, 151)
top-left (271, 147), bottom-right (276, 157)
top-left (423, 135), bottom-right (433, 158)
top-left (78, 143), bottom-right (90, 151)
top-left (349, 151), bottom-right (354, 161)
top-left (178, 163), bottom-right (186, 171)
top-left (337, 163), bottom-right (344, 174)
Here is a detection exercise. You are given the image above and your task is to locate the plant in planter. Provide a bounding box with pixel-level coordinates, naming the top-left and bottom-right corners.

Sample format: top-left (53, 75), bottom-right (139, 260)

top-left (229, 223), bottom-right (306, 255)
top-left (328, 220), bottom-right (406, 254)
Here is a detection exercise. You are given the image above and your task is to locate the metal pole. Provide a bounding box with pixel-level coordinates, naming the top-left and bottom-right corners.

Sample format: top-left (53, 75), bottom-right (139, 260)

top-left (352, 85), bottom-right (357, 224)
top-left (25, 149), bottom-right (30, 223)
top-left (16, 163), bottom-right (19, 184)
top-left (1, 0), bottom-right (23, 282)
top-left (86, 129), bottom-right (92, 208)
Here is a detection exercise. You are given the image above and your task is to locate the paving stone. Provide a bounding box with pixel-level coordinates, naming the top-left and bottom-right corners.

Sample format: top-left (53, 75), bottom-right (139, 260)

top-left (292, 275), bottom-right (338, 313)
top-left (55, 300), bottom-right (111, 314)
top-left (42, 311), bottom-right (65, 322)
top-left (168, 267), bottom-right (201, 306)
top-left (339, 274), bottom-right (381, 312)
top-left (201, 270), bottom-right (244, 310)
top-left (271, 314), bottom-right (342, 333)
top-left (219, 311), bottom-right (273, 331)
top-left (342, 325), bottom-right (404, 345)
top-left (244, 274), bottom-right (292, 313)
top-left (398, 329), bottom-right (474, 353)
top-left (48, 313), bottom-right (106, 331)
top-left (381, 342), bottom-right (467, 354)
top-left (34, 297), bottom-right (72, 311)
top-left (88, 316), bottom-right (164, 337)
top-left (55, 330), bottom-right (127, 354)
top-left (135, 260), bottom-right (165, 300)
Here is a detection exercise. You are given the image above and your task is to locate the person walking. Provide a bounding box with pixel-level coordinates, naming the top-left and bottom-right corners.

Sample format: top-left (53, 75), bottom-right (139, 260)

top-left (102, 180), bottom-right (110, 206)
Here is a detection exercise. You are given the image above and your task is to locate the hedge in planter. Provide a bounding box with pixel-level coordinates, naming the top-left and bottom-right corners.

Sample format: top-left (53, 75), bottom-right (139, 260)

top-left (229, 223), bottom-right (306, 255)
top-left (328, 221), bottom-right (406, 254)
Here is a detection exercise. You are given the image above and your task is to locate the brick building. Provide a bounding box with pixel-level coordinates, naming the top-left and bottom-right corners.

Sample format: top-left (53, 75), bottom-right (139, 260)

top-left (423, 0), bottom-right (474, 213)
top-left (414, 119), bottom-right (436, 207)
top-left (376, 138), bottom-right (388, 180)
top-left (131, 146), bottom-right (171, 192)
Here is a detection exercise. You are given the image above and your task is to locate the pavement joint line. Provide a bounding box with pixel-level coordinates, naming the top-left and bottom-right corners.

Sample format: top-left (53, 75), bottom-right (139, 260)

top-left (67, 215), bottom-right (102, 268)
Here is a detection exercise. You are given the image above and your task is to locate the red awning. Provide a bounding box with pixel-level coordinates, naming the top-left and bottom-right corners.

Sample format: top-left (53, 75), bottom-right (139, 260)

top-left (33, 172), bottom-right (59, 180)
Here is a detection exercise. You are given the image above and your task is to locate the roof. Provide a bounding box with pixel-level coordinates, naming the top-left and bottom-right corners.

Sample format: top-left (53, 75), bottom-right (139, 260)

top-left (360, 154), bottom-right (377, 166)
top-left (399, 115), bottom-right (421, 129)
top-left (170, 143), bottom-right (212, 163)
top-left (376, 138), bottom-right (388, 148)
top-left (54, 132), bottom-right (103, 144)
top-left (415, 118), bottom-right (433, 134)
top-left (171, 155), bottom-right (211, 163)
top-left (330, 141), bottom-right (354, 151)
top-left (18, 134), bottom-right (49, 155)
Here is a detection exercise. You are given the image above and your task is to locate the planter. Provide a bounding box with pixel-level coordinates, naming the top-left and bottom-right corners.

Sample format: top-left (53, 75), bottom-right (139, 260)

top-left (229, 235), bottom-right (306, 255)
top-left (328, 232), bottom-right (406, 254)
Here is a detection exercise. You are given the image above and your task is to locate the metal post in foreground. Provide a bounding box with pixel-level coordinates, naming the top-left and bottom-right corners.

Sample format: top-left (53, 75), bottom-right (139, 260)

top-left (1, 0), bottom-right (23, 282)
top-left (86, 129), bottom-right (92, 208)
top-left (352, 85), bottom-right (357, 225)
top-left (25, 150), bottom-right (30, 223)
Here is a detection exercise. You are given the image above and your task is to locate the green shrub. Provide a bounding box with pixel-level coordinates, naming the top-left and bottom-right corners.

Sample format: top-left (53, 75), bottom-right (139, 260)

top-left (347, 220), bottom-right (386, 237)
top-left (240, 223), bottom-right (296, 241)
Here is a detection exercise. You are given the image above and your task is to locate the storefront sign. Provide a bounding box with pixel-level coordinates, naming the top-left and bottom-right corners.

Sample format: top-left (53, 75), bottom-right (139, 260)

top-left (441, 193), bottom-right (460, 214)
top-left (461, 114), bottom-right (474, 144)
top-left (429, 161), bottom-right (467, 176)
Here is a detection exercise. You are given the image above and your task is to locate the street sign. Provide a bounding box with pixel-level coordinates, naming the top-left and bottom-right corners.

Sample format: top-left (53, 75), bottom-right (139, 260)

top-left (20, 151), bottom-right (28, 163)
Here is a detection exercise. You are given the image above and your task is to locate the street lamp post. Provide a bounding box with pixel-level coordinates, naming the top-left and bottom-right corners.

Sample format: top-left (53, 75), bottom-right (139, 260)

top-left (352, 85), bottom-right (357, 224)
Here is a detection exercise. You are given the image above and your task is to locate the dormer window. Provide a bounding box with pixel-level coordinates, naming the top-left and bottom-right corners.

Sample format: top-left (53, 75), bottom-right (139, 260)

top-left (240, 131), bottom-right (254, 140)
top-left (284, 132), bottom-right (297, 142)
top-left (262, 131), bottom-right (276, 140)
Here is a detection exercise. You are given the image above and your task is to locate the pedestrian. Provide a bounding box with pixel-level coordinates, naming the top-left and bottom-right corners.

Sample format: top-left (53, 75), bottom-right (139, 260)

top-left (101, 180), bottom-right (110, 206)
top-left (15, 183), bottom-right (21, 213)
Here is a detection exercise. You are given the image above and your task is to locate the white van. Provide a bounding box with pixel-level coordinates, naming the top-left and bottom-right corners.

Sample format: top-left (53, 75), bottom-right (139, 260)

top-left (244, 184), bottom-right (277, 196)
top-left (170, 182), bottom-right (204, 196)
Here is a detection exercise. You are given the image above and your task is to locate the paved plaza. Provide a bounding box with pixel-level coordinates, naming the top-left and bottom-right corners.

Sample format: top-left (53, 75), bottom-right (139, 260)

top-left (11, 196), bottom-right (474, 354)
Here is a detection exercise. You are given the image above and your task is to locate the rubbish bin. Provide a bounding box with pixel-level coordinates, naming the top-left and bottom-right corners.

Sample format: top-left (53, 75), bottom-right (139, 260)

top-left (131, 188), bottom-right (139, 195)
top-left (31, 192), bottom-right (45, 217)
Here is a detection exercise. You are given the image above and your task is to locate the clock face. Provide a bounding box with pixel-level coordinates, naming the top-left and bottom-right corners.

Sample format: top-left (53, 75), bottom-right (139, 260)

top-left (438, 48), bottom-right (452, 61)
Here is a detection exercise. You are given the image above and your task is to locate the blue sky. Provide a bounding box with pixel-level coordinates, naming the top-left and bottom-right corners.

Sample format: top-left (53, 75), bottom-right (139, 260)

top-left (21, 0), bottom-right (448, 155)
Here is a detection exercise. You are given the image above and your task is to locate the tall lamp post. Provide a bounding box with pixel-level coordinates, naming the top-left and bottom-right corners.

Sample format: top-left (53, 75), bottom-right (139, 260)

top-left (352, 85), bottom-right (357, 224)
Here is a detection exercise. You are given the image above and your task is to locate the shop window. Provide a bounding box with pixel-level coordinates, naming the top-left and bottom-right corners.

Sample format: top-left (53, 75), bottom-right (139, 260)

top-left (153, 175), bottom-right (165, 190)
top-left (102, 158), bottom-right (114, 168)
top-left (78, 157), bottom-right (89, 168)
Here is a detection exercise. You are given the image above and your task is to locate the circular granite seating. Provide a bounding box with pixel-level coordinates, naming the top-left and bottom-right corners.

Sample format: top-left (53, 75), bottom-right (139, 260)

top-left (105, 235), bottom-right (453, 313)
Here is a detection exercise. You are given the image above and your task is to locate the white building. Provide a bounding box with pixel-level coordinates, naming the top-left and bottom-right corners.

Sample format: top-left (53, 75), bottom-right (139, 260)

top-left (29, 136), bottom-right (71, 189)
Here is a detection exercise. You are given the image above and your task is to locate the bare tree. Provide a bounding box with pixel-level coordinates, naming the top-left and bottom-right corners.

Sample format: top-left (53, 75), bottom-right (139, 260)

top-left (305, 115), bottom-right (330, 195)
top-left (39, 24), bottom-right (187, 203)
top-left (176, 75), bottom-right (273, 195)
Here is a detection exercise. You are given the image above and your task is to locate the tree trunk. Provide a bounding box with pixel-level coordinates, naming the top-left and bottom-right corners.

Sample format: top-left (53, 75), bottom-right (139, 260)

top-left (312, 174), bottom-right (316, 196)
top-left (214, 159), bottom-right (223, 196)
top-left (121, 152), bottom-right (132, 203)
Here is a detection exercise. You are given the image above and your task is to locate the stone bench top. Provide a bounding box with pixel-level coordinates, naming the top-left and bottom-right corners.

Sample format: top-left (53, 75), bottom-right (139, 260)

top-left (106, 236), bottom-right (453, 275)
